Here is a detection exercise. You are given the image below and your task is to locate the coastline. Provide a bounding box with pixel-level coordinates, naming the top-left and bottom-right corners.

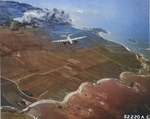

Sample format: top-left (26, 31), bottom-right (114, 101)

top-left (3, 77), bottom-right (149, 119)
top-left (98, 31), bottom-right (150, 61)
top-left (1, 26), bottom-right (150, 119)
top-left (97, 31), bottom-right (132, 54)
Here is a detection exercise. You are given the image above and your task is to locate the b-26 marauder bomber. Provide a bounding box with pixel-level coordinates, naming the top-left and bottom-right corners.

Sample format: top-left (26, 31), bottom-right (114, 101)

top-left (129, 38), bottom-right (138, 44)
top-left (52, 34), bottom-right (87, 45)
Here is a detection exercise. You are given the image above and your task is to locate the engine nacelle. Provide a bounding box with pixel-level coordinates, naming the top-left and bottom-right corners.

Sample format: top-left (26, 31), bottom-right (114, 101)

top-left (74, 40), bottom-right (77, 43)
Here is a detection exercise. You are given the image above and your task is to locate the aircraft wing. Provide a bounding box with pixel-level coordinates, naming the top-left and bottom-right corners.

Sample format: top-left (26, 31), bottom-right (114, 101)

top-left (52, 39), bottom-right (68, 42)
top-left (71, 36), bottom-right (87, 41)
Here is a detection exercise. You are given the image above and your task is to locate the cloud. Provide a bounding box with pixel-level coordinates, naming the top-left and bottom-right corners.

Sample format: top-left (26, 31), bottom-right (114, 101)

top-left (74, 10), bottom-right (83, 13)
top-left (14, 8), bottom-right (72, 25)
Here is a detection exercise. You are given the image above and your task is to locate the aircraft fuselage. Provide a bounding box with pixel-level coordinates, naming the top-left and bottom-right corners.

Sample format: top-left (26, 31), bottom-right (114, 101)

top-left (67, 35), bottom-right (73, 44)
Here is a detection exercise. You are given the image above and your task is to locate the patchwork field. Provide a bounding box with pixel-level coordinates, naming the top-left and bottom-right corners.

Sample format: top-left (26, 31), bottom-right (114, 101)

top-left (0, 27), bottom-right (142, 108)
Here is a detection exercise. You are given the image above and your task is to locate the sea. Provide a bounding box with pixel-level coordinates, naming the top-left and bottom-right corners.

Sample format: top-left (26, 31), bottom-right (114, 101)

top-left (0, 1), bottom-right (149, 60)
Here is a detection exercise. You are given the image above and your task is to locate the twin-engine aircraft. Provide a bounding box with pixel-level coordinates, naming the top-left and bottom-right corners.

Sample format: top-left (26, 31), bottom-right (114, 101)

top-left (129, 39), bottom-right (138, 44)
top-left (52, 34), bottom-right (87, 45)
